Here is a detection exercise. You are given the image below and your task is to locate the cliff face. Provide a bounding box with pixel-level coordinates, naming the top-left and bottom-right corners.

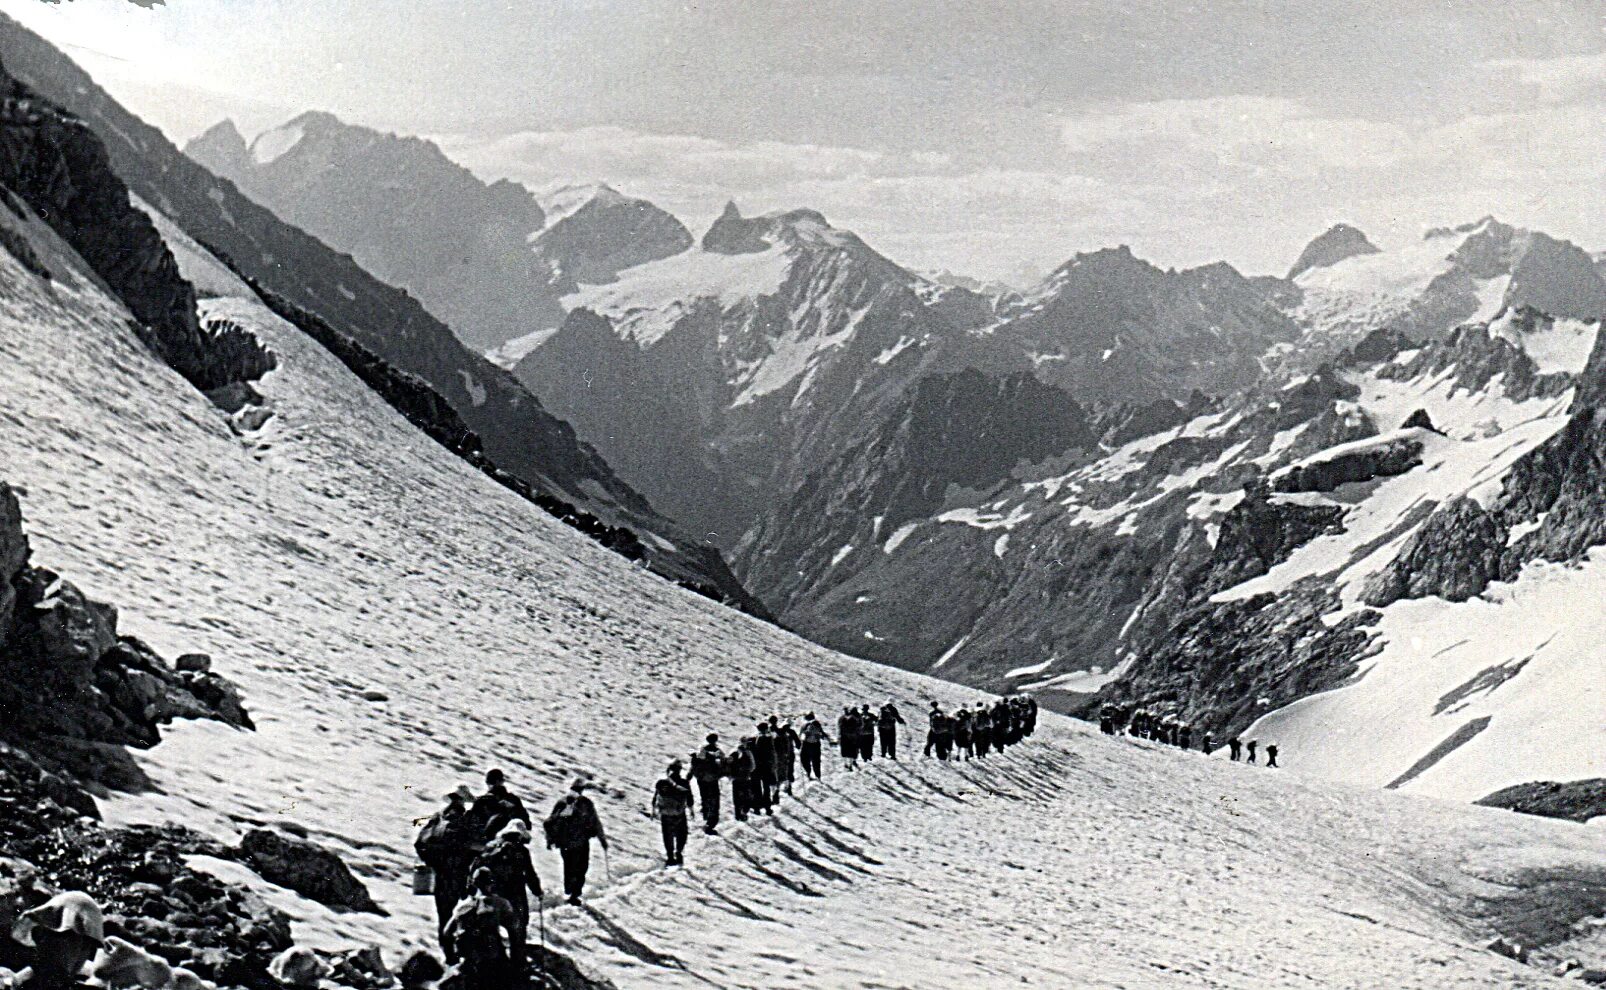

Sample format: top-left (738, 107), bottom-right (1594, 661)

top-left (0, 62), bottom-right (272, 392)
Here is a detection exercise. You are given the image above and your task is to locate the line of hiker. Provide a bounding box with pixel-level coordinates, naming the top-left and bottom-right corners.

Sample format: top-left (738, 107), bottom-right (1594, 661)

top-left (413, 769), bottom-right (608, 988)
top-left (413, 695), bottom-right (1043, 987)
top-left (1097, 703), bottom-right (1279, 767)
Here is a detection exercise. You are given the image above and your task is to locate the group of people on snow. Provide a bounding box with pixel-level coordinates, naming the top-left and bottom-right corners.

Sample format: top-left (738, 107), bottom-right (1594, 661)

top-left (413, 769), bottom-right (607, 988)
top-left (412, 694), bottom-right (1042, 988)
top-left (1097, 703), bottom-right (1280, 767)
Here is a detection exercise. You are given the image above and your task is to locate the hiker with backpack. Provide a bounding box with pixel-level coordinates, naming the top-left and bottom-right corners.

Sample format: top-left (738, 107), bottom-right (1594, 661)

top-left (443, 868), bottom-right (520, 988)
top-left (954, 707), bottom-right (974, 760)
top-left (1265, 744), bottom-right (1279, 768)
top-left (838, 707), bottom-right (860, 770)
top-left (771, 716), bottom-right (801, 794)
top-left (1228, 737), bottom-right (1242, 761)
top-left (652, 760), bottom-right (695, 866)
top-left (854, 705), bottom-right (875, 763)
top-left (799, 713), bottom-right (829, 779)
top-left (469, 769), bottom-right (530, 841)
top-left (972, 703), bottom-right (992, 758)
top-left (690, 734), bottom-right (725, 834)
top-left (753, 722), bottom-right (780, 809)
top-left (543, 780), bottom-right (607, 906)
top-left (877, 701), bottom-right (906, 760)
top-left (1245, 740), bottom-right (1258, 764)
top-left (416, 784), bottom-right (480, 952)
top-left (469, 820), bottom-right (542, 977)
top-left (728, 738), bottom-right (760, 820)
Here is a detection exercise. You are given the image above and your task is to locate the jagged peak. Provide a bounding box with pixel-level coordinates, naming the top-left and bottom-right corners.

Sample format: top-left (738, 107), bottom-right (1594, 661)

top-left (192, 118), bottom-right (245, 147)
top-left (1287, 223), bottom-right (1380, 279)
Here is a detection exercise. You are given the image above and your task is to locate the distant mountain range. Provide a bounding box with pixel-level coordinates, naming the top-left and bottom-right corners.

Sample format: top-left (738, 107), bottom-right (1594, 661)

top-left (3, 9), bottom-right (1601, 802)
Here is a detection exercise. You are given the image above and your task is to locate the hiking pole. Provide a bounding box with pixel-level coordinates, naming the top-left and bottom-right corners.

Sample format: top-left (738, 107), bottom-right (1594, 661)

top-left (536, 898), bottom-right (547, 989)
top-left (602, 842), bottom-right (614, 883)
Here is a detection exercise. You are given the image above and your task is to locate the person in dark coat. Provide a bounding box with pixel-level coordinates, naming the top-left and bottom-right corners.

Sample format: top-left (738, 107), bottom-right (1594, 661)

top-left (1201, 732), bottom-right (1214, 755)
top-left (854, 705), bottom-right (875, 762)
top-left (972, 704), bottom-right (992, 758)
top-left (991, 700), bottom-right (1010, 752)
top-left (543, 780), bottom-right (607, 905)
top-left (1179, 724), bottom-right (1192, 750)
top-left (690, 734), bottom-right (725, 834)
top-left (1024, 696), bottom-right (1038, 736)
top-left (444, 869), bottom-right (519, 988)
top-left (1265, 744), bottom-right (1279, 768)
top-left (416, 784), bottom-right (479, 953)
top-left (652, 760), bottom-right (695, 865)
top-left (800, 713), bottom-right (828, 779)
top-left (469, 768), bottom-right (530, 841)
top-left (954, 708), bottom-right (974, 760)
top-left (1228, 736), bottom-right (1242, 761)
top-left (838, 707), bottom-right (859, 769)
top-left (752, 723), bottom-right (779, 811)
top-left (877, 702), bottom-right (906, 760)
top-left (728, 738), bottom-right (759, 819)
top-left (771, 717), bottom-right (801, 793)
top-left (469, 820), bottom-right (542, 976)
top-left (1245, 739), bottom-right (1258, 764)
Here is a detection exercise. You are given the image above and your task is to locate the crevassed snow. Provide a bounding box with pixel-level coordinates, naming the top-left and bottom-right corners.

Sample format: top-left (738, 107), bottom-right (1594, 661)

top-left (563, 246), bottom-right (792, 348)
top-left (249, 122), bottom-right (305, 165)
top-left (1489, 311), bottom-right (1600, 376)
top-left (1346, 365), bottom-right (1571, 440)
top-left (1248, 553), bottom-right (1606, 801)
top-left (0, 223), bottom-right (1600, 989)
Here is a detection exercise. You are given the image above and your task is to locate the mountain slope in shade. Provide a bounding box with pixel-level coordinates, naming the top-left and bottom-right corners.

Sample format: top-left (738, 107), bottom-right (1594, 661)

top-left (0, 15), bottom-right (759, 612)
top-left (520, 203), bottom-right (976, 543)
top-left (1286, 222), bottom-right (1380, 279)
top-left (0, 212), bottom-right (1600, 986)
top-left (186, 110), bottom-right (560, 353)
top-left (529, 183), bottom-right (693, 286)
top-left (986, 246), bottom-right (1303, 405)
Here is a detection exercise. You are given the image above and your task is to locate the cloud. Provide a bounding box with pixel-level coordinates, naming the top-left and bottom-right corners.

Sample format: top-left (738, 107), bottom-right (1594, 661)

top-left (1485, 51), bottom-right (1606, 106)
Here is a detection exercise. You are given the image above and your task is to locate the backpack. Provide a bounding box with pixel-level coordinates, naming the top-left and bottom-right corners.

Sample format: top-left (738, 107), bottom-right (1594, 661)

top-left (690, 748), bottom-right (722, 779)
top-left (543, 798), bottom-right (586, 848)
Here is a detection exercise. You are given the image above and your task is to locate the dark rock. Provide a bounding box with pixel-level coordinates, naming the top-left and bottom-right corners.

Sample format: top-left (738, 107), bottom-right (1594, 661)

top-left (1400, 408), bottom-right (1439, 433)
top-left (1273, 432), bottom-right (1425, 494)
top-left (1341, 328), bottom-right (1415, 368)
top-left (173, 653), bottom-right (211, 674)
top-left (1287, 223), bottom-right (1380, 280)
top-left (532, 184), bottom-right (693, 285)
top-left (1363, 497), bottom-right (1507, 607)
top-left (1475, 779), bottom-right (1606, 823)
top-left (237, 828), bottom-right (384, 915)
top-left (398, 950), bottom-right (444, 989)
top-left (701, 200), bottom-right (779, 254)
top-left (1196, 490), bottom-right (1346, 593)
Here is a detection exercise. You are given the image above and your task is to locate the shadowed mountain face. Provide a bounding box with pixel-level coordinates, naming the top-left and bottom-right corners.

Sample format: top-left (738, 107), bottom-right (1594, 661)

top-left (186, 112), bottom-right (560, 353)
top-left (0, 13), bottom-right (760, 613)
top-left (1286, 223), bottom-right (1380, 279)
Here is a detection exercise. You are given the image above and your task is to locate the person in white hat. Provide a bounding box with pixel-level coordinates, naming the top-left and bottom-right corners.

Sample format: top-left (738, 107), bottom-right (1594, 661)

top-left (6, 890), bottom-right (105, 987)
top-left (467, 819), bottom-right (542, 975)
top-left (415, 784), bottom-right (479, 952)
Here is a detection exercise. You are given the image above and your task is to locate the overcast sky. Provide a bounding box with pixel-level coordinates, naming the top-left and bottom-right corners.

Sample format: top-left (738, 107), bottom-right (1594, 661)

top-left (6, 0), bottom-right (1606, 282)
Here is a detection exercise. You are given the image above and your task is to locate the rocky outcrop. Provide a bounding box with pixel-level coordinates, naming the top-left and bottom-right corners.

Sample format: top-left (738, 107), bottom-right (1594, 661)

top-left (1363, 497), bottom-right (1506, 607)
top-left (0, 483), bottom-right (253, 780)
top-left (1287, 223), bottom-right (1380, 280)
top-left (1272, 430), bottom-right (1426, 494)
top-left (1198, 487), bottom-right (1346, 593)
top-left (1475, 779), bottom-right (1606, 823)
top-left (702, 200), bottom-right (779, 254)
top-left (237, 829), bottom-right (382, 915)
top-left (0, 60), bottom-right (275, 393)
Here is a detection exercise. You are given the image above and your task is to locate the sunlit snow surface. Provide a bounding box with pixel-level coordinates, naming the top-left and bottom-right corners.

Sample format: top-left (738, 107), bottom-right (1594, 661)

top-left (0, 238), bottom-right (1602, 987)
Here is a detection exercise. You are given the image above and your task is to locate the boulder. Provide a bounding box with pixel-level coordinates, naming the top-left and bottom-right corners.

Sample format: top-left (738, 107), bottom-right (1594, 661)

top-left (237, 829), bottom-right (383, 915)
top-left (174, 654), bottom-right (212, 674)
top-left (1363, 497), bottom-right (1508, 607)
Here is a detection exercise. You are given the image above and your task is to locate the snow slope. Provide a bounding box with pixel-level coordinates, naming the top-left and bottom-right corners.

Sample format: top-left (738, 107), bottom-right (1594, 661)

top-left (0, 227), bottom-right (1601, 987)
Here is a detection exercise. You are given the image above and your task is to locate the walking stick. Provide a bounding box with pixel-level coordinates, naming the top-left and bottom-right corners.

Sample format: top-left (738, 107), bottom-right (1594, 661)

top-left (602, 841), bottom-right (613, 883)
top-left (536, 897), bottom-right (547, 988)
